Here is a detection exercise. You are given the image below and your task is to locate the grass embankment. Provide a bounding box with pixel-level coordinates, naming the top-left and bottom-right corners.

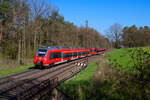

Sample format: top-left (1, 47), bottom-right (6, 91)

top-left (59, 61), bottom-right (99, 100)
top-left (106, 47), bottom-right (150, 73)
top-left (106, 48), bottom-right (133, 71)
top-left (59, 48), bottom-right (150, 100)
top-left (0, 64), bottom-right (33, 77)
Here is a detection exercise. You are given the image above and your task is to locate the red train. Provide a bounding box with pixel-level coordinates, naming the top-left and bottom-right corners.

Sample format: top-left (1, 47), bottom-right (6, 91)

top-left (33, 46), bottom-right (105, 68)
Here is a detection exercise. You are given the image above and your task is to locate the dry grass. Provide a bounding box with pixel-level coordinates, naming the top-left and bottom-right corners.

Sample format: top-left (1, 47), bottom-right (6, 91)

top-left (0, 57), bottom-right (33, 72)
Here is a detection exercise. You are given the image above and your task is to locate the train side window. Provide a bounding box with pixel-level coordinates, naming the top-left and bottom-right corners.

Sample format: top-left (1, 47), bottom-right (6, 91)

top-left (65, 53), bottom-right (68, 58)
top-left (75, 52), bottom-right (77, 56)
top-left (73, 52), bottom-right (75, 56)
top-left (79, 52), bottom-right (81, 56)
top-left (49, 53), bottom-right (54, 59)
top-left (63, 53), bottom-right (65, 58)
top-left (58, 52), bottom-right (61, 58)
top-left (66, 53), bottom-right (68, 58)
top-left (65, 53), bottom-right (67, 58)
top-left (53, 52), bottom-right (61, 58)
top-left (70, 53), bottom-right (72, 57)
top-left (57, 52), bottom-right (59, 58)
top-left (63, 53), bottom-right (68, 58)
top-left (54, 52), bottom-right (58, 58)
top-left (68, 53), bottom-right (70, 57)
top-left (64, 53), bottom-right (66, 58)
top-left (53, 53), bottom-right (56, 58)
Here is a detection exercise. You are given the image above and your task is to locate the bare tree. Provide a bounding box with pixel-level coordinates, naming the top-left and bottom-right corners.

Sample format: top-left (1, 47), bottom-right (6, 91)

top-left (106, 23), bottom-right (123, 48)
top-left (29, 0), bottom-right (52, 50)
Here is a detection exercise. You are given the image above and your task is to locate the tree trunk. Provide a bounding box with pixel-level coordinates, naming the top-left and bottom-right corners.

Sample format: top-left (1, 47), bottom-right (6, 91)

top-left (34, 30), bottom-right (37, 50)
top-left (18, 34), bottom-right (22, 64)
top-left (0, 24), bottom-right (2, 42)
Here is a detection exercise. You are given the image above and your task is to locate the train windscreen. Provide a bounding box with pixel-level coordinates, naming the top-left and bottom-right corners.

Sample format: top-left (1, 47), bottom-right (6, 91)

top-left (37, 49), bottom-right (47, 57)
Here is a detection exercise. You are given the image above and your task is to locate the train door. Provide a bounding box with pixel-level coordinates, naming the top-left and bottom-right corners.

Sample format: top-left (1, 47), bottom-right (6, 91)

top-left (49, 52), bottom-right (54, 64)
top-left (61, 52), bottom-right (64, 62)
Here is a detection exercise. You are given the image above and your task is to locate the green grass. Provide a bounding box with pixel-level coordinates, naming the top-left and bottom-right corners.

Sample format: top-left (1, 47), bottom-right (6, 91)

top-left (0, 64), bottom-right (33, 77)
top-left (61, 60), bottom-right (98, 83)
top-left (59, 61), bottom-right (98, 100)
top-left (71, 61), bottom-right (98, 81)
top-left (106, 47), bottom-right (150, 73)
top-left (106, 48), bottom-right (133, 71)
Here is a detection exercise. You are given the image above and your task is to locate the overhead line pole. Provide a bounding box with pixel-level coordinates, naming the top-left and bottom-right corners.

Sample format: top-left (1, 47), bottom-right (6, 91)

top-left (86, 20), bottom-right (88, 64)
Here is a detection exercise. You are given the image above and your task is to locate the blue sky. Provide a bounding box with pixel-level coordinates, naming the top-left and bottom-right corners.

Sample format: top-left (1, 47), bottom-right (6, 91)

top-left (48, 0), bottom-right (150, 34)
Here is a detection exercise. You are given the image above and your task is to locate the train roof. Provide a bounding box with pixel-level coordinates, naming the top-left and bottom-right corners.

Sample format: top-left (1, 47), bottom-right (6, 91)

top-left (39, 46), bottom-right (89, 50)
top-left (38, 46), bottom-right (104, 51)
top-left (39, 46), bottom-right (63, 50)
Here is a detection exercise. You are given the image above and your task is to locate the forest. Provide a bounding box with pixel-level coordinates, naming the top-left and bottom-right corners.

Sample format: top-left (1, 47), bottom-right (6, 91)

top-left (106, 23), bottom-right (150, 49)
top-left (0, 0), bottom-right (109, 66)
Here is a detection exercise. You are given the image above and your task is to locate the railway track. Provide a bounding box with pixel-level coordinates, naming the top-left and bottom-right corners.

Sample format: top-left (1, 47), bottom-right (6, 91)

top-left (0, 55), bottom-right (101, 100)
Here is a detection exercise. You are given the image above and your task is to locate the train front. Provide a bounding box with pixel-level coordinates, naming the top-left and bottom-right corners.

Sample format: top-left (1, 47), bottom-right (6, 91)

top-left (33, 47), bottom-right (49, 67)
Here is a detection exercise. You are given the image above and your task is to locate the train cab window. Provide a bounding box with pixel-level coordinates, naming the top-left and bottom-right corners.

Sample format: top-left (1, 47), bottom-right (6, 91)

top-left (37, 49), bottom-right (47, 57)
